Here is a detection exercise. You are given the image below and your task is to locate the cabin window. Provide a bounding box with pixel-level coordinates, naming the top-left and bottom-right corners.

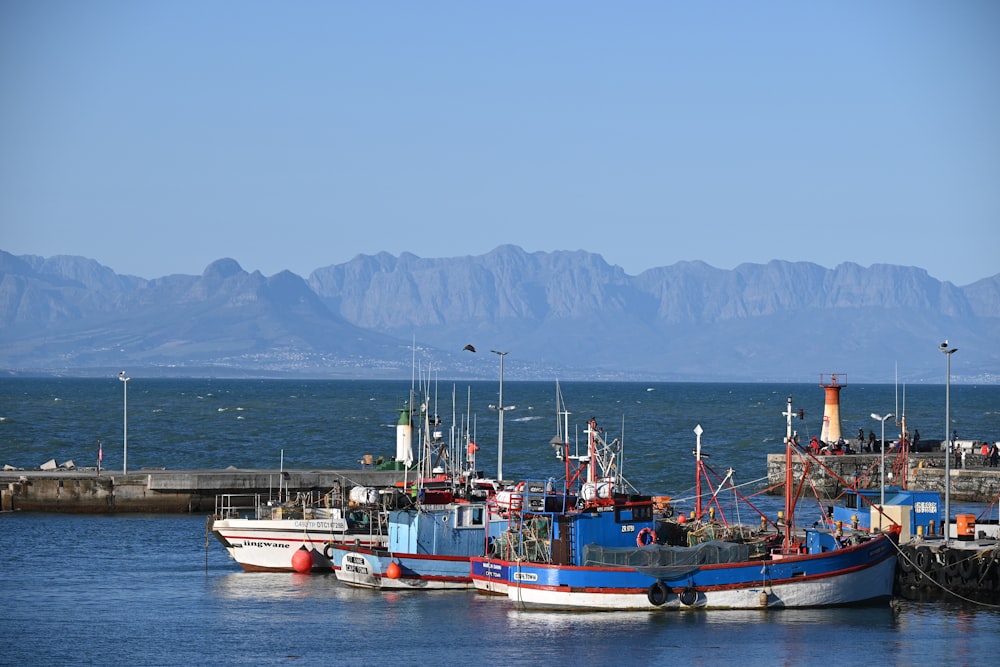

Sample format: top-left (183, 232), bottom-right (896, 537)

top-left (615, 504), bottom-right (652, 523)
top-left (457, 506), bottom-right (484, 527)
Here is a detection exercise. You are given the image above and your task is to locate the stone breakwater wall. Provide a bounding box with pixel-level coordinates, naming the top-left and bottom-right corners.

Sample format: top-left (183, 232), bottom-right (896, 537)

top-left (766, 452), bottom-right (1000, 503)
top-left (0, 469), bottom-right (410, 513)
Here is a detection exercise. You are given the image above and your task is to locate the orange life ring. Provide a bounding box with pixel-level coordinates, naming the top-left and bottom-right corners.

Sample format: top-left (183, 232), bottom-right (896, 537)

top-left (637, 527), bottom-right (657, 547)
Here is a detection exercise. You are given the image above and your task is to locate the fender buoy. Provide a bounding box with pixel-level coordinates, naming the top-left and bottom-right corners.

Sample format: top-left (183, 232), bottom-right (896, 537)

top-left (647, 581), bottom-right (669, 606)
top-left (914, 546), bottom-right (931, 572)
top-left (291, 546), bottom-right (314, 573)
top-left (636, 527), bottom-right (658, 547)
top-left (323, 542), bottom-right (335, 560)
top-left (679, 586), bottom-right (698, 606)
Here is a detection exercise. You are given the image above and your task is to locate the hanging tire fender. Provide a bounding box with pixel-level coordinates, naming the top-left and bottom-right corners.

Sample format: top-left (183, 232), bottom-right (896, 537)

top-left (647, 581), bottom-right (669, 606)
top-left (898, 547), bottom-right (915, 573)
top-left (914, 546), bottom-right (931, 572)
top-left (958, 556), bottom-right (977, 582)
top-left (679, 586), bottom-right (698, 606)
top-left (943, 549), bottom-right (961, 577)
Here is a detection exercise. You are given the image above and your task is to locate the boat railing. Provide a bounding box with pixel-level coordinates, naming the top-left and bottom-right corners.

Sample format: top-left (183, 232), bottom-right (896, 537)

top-left (214, 493), bottom-right (262, 519)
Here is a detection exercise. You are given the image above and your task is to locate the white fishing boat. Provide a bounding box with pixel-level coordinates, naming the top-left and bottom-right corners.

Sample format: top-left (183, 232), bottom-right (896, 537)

top-left (210, 398), bottom-right (422, 573)
top-left (209, 487), bottom-right (392, 573)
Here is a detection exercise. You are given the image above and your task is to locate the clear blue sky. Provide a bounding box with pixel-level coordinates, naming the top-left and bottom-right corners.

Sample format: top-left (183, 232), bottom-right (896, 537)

top-left (2, 1), bottom-right (998, 285)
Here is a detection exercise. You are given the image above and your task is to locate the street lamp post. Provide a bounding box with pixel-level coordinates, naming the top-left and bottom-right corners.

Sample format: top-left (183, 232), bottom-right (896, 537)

top-left (489, 350), bottom-right (510, 482)
top-left (940, 341), bottom-right (957, 542)
top-left (119, 371), bottom-right (130, 474)
top-left (870, 412), bottom-right (894, 530)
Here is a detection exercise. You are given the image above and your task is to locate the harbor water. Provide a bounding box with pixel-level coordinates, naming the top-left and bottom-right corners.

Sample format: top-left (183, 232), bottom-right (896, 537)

top-left (2, 378), bottom-right (999, 665)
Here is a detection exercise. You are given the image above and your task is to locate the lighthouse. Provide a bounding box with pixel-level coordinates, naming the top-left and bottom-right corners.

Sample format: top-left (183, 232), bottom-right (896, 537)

top-left (396, 406), bottom-right (414, 466)
top-left (819, 373), bottom-right (846, 444)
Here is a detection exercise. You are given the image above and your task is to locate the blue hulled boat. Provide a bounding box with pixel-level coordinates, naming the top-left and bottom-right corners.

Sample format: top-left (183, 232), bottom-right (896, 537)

top-left (472, 396), bottom-right (899, 610)
top-left (330, 373), bottom-right (510, 590)
top-left (330, 485), bottom-right (504, 590)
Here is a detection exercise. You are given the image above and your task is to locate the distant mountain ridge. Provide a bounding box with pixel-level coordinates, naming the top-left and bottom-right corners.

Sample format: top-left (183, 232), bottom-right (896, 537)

top-left (1, 246), bottom-right (997, 382)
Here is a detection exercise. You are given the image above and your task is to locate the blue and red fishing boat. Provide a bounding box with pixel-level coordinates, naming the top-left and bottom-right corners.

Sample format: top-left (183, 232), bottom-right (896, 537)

top-left (472, 396), bottom-right (899, 610)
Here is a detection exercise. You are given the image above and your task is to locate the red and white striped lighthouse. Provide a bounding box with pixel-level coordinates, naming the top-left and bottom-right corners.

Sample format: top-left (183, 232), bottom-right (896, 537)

top-left (819, 373), bottom-right (846, 443)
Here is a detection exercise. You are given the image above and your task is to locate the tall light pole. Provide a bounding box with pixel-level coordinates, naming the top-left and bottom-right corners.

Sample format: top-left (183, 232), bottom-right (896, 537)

top-left (871, 412), bottom-right (894, 530)
top-left (489, 350), bottom-right (510, 482)
top-left (119, 371), bottom-right (130, 474)
top-left (940, 341), bottom-right (957, 542)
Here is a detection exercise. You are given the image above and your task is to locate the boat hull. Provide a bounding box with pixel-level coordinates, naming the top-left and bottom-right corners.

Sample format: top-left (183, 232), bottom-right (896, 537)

top-left (210, 517), bottom-right (386, 573)
top-left (330, 545), bottom-right (475, 590)
top-left (505, 534), bottom-right (897, 611)
top-left (470, 556), bottom-right (511, 596)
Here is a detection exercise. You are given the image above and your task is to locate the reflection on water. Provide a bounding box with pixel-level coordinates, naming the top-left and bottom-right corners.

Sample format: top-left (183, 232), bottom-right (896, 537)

top-left (212, 571), bottom-right (342, 601)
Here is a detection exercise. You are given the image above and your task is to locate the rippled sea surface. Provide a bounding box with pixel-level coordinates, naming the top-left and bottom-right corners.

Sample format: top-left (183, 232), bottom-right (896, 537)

top-left (2, 378), bottom-right (999, 665)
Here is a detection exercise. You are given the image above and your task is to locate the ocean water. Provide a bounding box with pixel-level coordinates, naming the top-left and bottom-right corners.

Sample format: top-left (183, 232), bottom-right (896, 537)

top-left (2, 378), bottom-right (999, 666)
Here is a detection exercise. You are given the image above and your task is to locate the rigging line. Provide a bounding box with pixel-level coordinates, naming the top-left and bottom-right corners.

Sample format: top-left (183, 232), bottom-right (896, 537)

top-left (670, 474), bottom-right (771, 505)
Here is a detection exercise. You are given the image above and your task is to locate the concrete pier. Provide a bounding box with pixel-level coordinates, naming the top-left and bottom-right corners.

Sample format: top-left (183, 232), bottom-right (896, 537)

top-left (766, 452), bottom-right (1000, 503)
top-left (0, 468), bottom-right (411, 513)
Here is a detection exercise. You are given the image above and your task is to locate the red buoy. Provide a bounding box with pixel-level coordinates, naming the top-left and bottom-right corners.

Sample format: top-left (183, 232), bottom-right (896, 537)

top-left (291, 547), bottom-right (313, 573)
top-left (386, 561), bottom-right (402, 579)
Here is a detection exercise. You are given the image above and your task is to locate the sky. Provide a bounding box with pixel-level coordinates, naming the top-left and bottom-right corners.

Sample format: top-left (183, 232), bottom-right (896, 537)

top-left (2, 1), bottom-right (998, 286)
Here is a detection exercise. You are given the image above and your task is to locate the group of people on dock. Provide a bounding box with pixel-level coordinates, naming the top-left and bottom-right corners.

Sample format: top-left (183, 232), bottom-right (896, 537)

top-left (800, 428), bottom-right (999, 468)
top-left (959, 441), bottom-right (1000, 468)
top-left (806, 434), bottom-right (858, 456)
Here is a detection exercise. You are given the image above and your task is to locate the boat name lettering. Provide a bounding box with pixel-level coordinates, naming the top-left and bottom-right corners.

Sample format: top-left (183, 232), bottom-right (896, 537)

top-left (292, 520), bottom-right (347, 530)
top-left (913, 501), bottom-right (937, 514)
top-left (242, 541), bottom-right (290, 549)
top-left (621, 524), bottom-right (636, 533)
top-left (868, 543), bottom-right (890, 558)
top-left (513, 572), bottom-right (538, 582)
top-left (481, 562), bottom-right (503, 573)
top-left (343, 554), bottom-right (370, 574)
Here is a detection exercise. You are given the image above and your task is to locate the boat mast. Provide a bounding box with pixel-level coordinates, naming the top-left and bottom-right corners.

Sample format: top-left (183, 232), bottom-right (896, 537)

top-left (550, 380), bottom-right (572, 488)
top-left (694, 424), bottom-right (704, 519)
top-left (586, 417), bottom-right (598, 485)
top-left (490, 350), bottom-right (510, 482)
top-left (783, 395), bottom-right (796, 551)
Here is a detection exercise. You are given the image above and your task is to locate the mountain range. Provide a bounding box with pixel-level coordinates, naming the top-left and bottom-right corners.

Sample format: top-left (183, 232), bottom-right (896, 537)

top-left (1, 246), bottom-right (997, 383)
